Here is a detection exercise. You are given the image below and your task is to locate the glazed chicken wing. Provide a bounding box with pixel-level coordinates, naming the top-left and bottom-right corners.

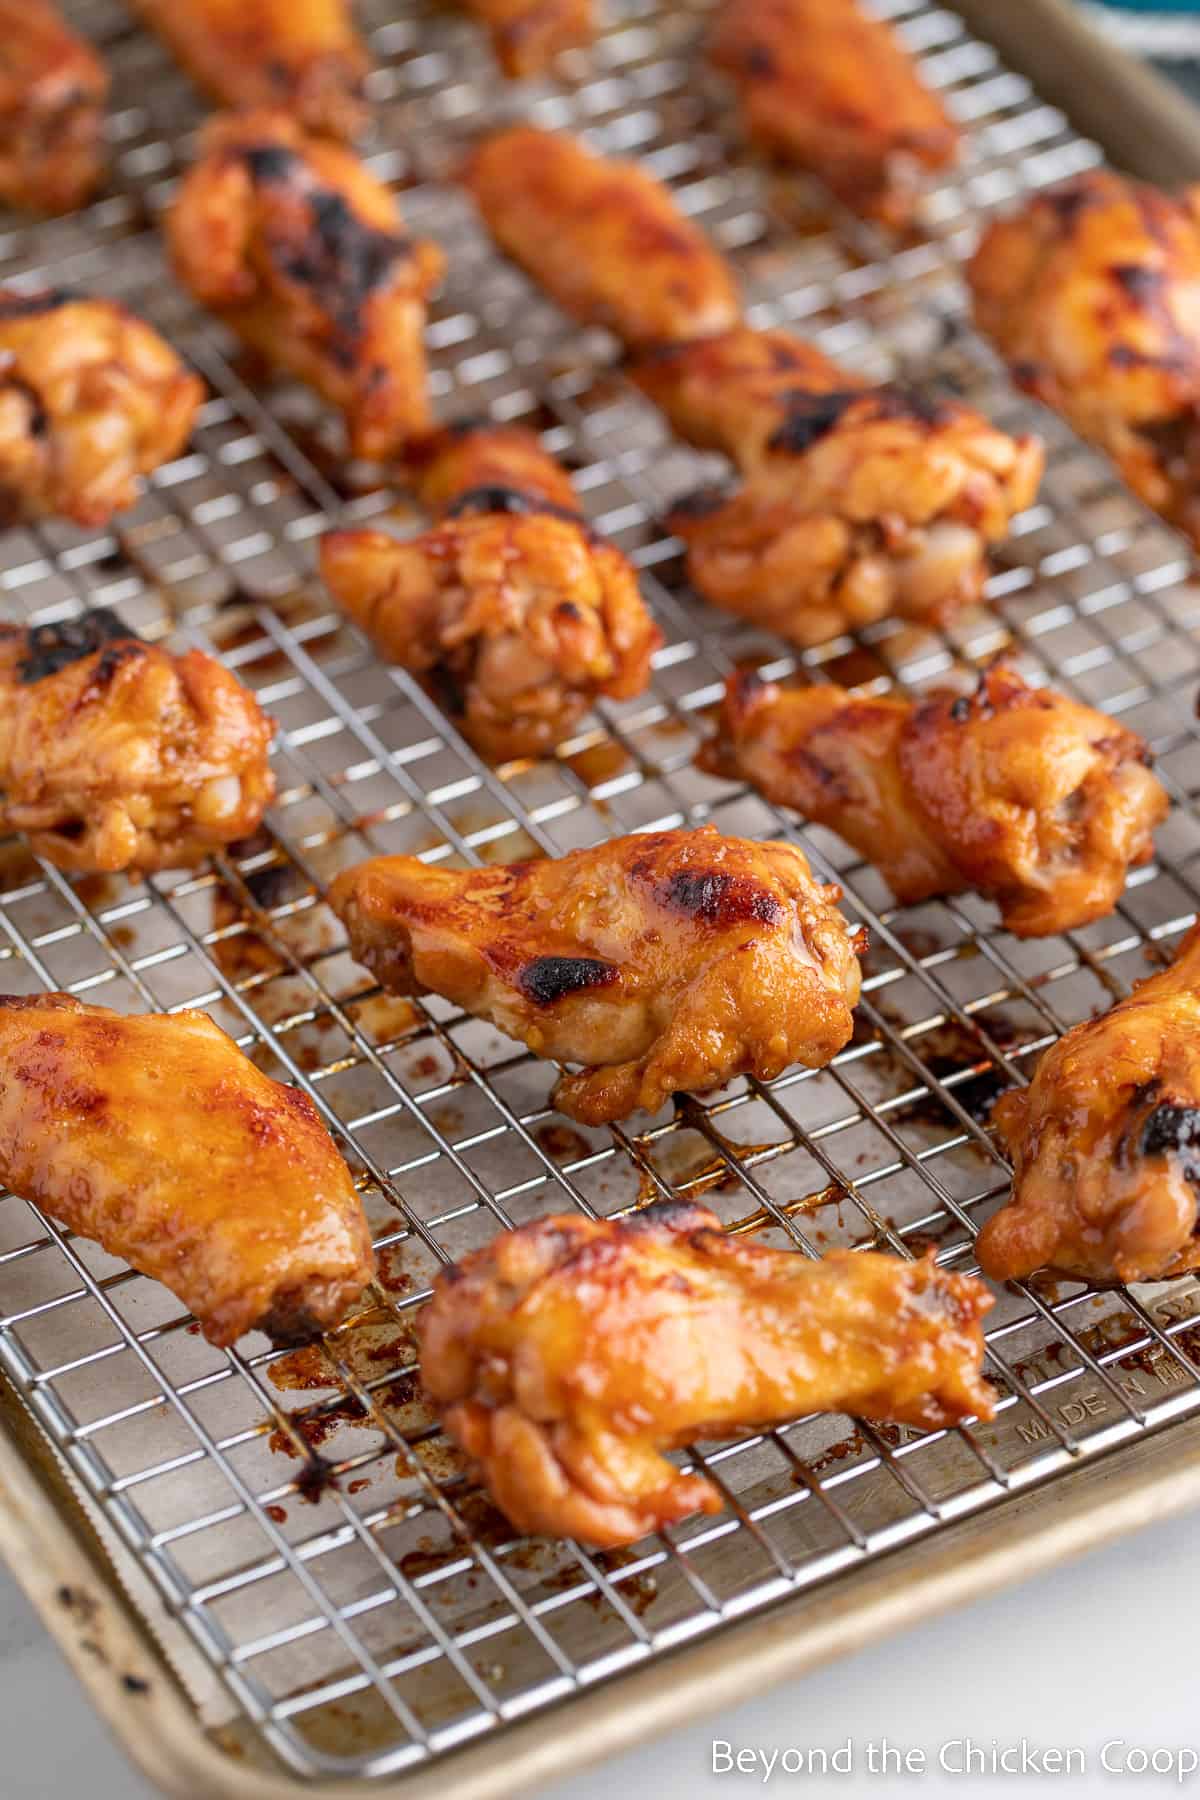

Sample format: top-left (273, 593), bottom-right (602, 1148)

top-left (419, 1200), bottom-right (994, 1546)
top-left (323, 424), bottom-right (659, 761)
top-left (129, 0), bottom-right (369, 141)
top-left (167, 112), bottom-right (444, 461)
top-left (331, 826), bottom-right (864, 1124)
top-left (465, 126), bottom-right (741, 349)
top-left (969, 169), bottom-right (1200, 548)
top-left (0, 993), bottom-right (374, 1345)
top-left (708, 665), bottom-right (1167, 938)
top-left (457, 0), bottom-right (593, 77)
top-left (0, 612), bottom-right (276, 875)
top-left (632, 329), bottom-right (1042, 645)
top-left (709, 0), bottom-right (959, 227)
top-left (0, 290), bottom-right (203, 527)
top-left (978, 925), bottom-right (1200, 1284)
top-left (0, 0), bottom-right (107, 215)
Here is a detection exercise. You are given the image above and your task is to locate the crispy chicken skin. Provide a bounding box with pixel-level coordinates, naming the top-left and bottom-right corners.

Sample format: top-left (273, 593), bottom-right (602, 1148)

top-left (632, 329), bottom-right (1042, 645)
top-left (979, 925), bottom-right (1200, 1285)
top-left (129, 0), bottom-right (369, 142)
top-left (0, 993), bottom-right (374, 1346)
top-left (709, 666), bottom-right (1166, 938)
top-left (419, 1200), bottom-right (994, 1546)
top-left (322, 424), bottom-right (659, 761)
top-left (167, 112), bottom-right (444, 461)
top-left (331, 827), bottom-right (864, 1124)
top-left (465, 126), bottom-right (741, 349)
top-left (0, 0), bottom-right (107, 215)
top-left (968, 169), bottom-right (1200, 548)
top-left (458, 0), bottom-right (593, 77)
top-left (0, 612), bottom-right (276, 875)
top-left (709, 0), bottom-right (959, 227)
top-left (0, 290), bottom-right (203, 527)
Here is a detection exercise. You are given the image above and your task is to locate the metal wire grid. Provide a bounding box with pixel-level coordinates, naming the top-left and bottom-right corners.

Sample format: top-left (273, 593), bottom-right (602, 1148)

top-left (0, 0), bottom-right (1198, 1782)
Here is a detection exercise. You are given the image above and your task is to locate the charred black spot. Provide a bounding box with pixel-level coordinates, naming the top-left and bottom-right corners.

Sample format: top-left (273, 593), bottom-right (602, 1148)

top-left (243, 144), bottom-right (301, 185)
top-left (0, 288), bottom-right (73, 319)
top-left (16, 612), bottom-right (137, 684)
top-left (624, 1197), bottom-right (716, 1236)
top-left (949, 696), bottom-right (972, 723)
top-left (1110, 263), bottom-right (1163, 302)
top-left (442, 484), bottom-right (584, 528)
top-left (79, 641), bottom-right (144, 698)
top-left (1140, 1103), bottom-right (1200, 1170)
top-left (1041, 180), bottom-right (1094, 228)
top-left (656, 869), bottom-right (784, 926)
top-left (1108, 343), bottom-right (1184, 372)
top-left (767, 389), bottom-right (861, 455)
top-left (666, 485), bottom-right (729, 521)
top-left (745, 44), bottom-right (775, 75)
top-left (873, 384), bottom-right (953, 428)
top-left (272, 187), bottom-right (412, 363)
top-left (517, 955), bottom-right (618, 1005)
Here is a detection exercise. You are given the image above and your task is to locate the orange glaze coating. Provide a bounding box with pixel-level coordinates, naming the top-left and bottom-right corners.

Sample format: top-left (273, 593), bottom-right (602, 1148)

top-left (0, 0), bottom-right (108, 213)
top-left (458, 0), bottom-right (593, 76)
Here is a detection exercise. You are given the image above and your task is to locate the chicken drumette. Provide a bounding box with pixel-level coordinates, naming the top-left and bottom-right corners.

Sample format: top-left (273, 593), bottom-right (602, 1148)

top-left (465, 126), bottom-right (740, 349)
top-left (419, 1199), bottom-right (994, 1546)
top-left (167, 112), bottom-right (444, 461)
top-left (321, 423), bottom-right (659, 761)
top-left (331, 826), bottom-right (864, 1124)
top-left (978, 925), bottom-right (1200, 1284)
top-left (0, 0), bottom-right (107, 215)
top-left (631, 328), bottom-right (1042, 645)
top-left (708, 665), bottom-right (1166, 938)
top-left (457, 0), bottom-right (593, 77)
top-left (0, 289), bottom-right (203, 527)
top-left (129, 0), bottom-right (370, 141)
top-left (709, 0), bottom-right (959, 227)
top-left (0, 993), bottom-right (374, 1345)
top-left (969, 168), bottom-right (1200, 548)
top-left (0, 611), bottom-right (276, 875)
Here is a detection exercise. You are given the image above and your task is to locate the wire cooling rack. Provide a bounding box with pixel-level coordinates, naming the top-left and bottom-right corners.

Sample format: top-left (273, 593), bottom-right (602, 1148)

top-left (3, 0), bottom-right (1200, 1785)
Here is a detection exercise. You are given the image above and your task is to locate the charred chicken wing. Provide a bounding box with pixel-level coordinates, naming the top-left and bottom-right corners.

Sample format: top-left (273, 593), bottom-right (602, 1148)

top-left (457, 0), bottom-right (593, 77)
top-left (709, 0), bottom-right (959, 227)
top-left (969, 169), bottom-right (1200, 548)
top-left (978, 925), bottom-right (1200, 1284)
top-left (0, 993), bottom-right (374, 1345)
top-left (419, 1199), bottom-right (994, 1546)
top-left (0, 290), bottom-right (203, 527)
top-left (465, 126), bottom-right (741, 349)
top-left (0, 612), bottom-right (276, 874)
top-left (632, 328), bottom-right (1042, 645)
top-left (129, 0), bottom-right (370, 141)
top-left (0, 0), bottom-right (107, 214)
top-left (322, 424), bottom-right (659, 761)
top-left (708, 665), bottom-right (1166, 938)
top-left (168, 112), bottom-right (444, 461)
top-left (331, 826), bottom-right (864, 1124)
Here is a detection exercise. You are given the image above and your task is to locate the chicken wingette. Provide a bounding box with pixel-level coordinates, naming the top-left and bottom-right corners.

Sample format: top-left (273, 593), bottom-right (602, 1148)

top-left (0, 0), bottom-right (107, 214)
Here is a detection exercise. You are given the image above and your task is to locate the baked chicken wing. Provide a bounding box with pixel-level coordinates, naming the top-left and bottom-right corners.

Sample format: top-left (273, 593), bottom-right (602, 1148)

top-left (331, 826), bottom-right (864, 1124)
top-left (0, 993), bottom-right (374, 1345)
top-left (419, 1200), bottom-right (994, 1546)
top-left (969, 169), bottom-right (1200, 547)
top-left (129, 0), bottom-right (369, 141)
top-left (457, 0), bottom-right (593, 77)
top-left (709, 0), bottom-right (959, 227)
top-left (708, 665), bottom-right (1166, 938)
top-left (632, 328), bottom-right (1042, 645)
top-left (322, 424), bottom-right (659, 761)
top-left (978, 925), bottom-right (1200, 1284)
top-left (0, 0), bottom-right (107, 214)
top-left (167, 112), bottom-right (444, 461)
top-left (465, 126), bottom-right (741, 349)
top-left (0, 611), bottom-right (276, 874)
top-left (0, 289), bottom-right (203, 527)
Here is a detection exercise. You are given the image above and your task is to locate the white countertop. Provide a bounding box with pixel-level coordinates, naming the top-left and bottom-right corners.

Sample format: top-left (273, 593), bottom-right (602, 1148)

top-left (3, 1497), bottom-right (1195, 1798)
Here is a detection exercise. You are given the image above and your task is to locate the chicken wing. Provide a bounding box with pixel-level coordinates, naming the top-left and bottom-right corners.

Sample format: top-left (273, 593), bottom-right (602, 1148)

top-left (978, 925), bottom-right (1200, 1284)
top-left (709, 0), bottom-right (959, 227)
top-left (128, 0), bottom-right (369, 141)
top-left (167, 112), bottom-right (444, 461)
top-left (0, 290), bottom-right (203, 527)
top-left (968, 169), bottom-right (1200, 548)
top-left (322, 424), bottom-right (659, 761)
top-left (464, 126), bottom-right (741, 349)
top-left (0, 0), bottom-right (107, 215)
top-left (419, 1199), bottom-right (994, 1546)
top-left (708, 665), bottom-right (1166, 938)
top-left (0, 993), bottom-right (374, 1345)
top-left (457, 0), bottom-right (593, 77)
top-left (631, 329), bottom-right (1042, 645)
top-left (0, 611), bottom-right (276, 874)
top-left (331, 826), bottom-right (864, 1124)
